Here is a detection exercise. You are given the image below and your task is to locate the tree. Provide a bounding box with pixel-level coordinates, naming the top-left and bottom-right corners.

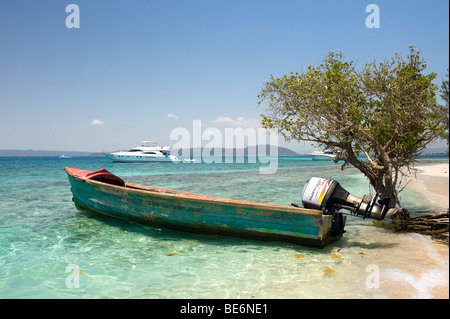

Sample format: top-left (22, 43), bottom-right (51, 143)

top-left (258, 47), bottom-right (442, 216)
top-left (438, 69), bottom-right (449, 155)
top-left (441, 68), bottom-right (449, 105)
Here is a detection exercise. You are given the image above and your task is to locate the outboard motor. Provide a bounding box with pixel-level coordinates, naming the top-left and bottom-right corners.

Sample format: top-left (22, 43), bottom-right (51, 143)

top-left (301, 177), bottom-right (389, 220)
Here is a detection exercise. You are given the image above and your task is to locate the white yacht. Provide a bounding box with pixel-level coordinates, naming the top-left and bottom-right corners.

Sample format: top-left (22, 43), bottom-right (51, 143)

top-left (106, 141), bottom-right (180, 163)
top-left (307, 149), bottom-right (336, 160)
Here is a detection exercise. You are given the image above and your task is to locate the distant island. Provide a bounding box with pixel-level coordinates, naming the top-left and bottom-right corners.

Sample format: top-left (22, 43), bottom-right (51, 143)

top-left (0, 146), bottom-right (301, 157)
top-left (1, 146), bottom-right (446, 158)
top-left (0, 149), bottom-right (105, 157)
top-left (171, 146), bottom-right (301, 157)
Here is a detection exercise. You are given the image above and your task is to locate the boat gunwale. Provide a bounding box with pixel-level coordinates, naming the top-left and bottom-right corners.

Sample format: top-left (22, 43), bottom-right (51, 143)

top-left (65, 168), bottom-right (324, 217)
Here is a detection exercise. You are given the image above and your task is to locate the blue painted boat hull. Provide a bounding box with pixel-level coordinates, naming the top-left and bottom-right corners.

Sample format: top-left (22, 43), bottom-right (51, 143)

top-left (65, 167), bottom-right (346, 247)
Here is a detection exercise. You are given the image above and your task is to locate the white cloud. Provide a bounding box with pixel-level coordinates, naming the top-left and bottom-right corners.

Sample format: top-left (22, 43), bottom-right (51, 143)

top-left (167, 113), bottom-right (179, 119)
top-left (233, 117), bottom-right (260, 128)
top-left (213, 116), bottom-right (234, 124)
top-left (91, 119), bottom-right (104, 125)
top-left (212, 116), bottom-right (260, 128)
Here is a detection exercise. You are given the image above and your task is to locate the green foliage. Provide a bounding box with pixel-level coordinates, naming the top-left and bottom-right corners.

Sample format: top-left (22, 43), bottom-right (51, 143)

top-left (438, 68), bottom-right (449, 156)
top-left (258, 47), bottom-right (442, 207)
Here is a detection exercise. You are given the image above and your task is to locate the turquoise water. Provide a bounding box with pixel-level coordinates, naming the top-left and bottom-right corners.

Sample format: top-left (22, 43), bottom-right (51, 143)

top-left (0, 156), bottom-right (448, 299)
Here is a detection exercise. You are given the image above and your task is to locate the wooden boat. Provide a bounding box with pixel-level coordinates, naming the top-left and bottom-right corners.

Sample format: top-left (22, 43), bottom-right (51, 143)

top-left (65, 167), bottom-right (346, 247)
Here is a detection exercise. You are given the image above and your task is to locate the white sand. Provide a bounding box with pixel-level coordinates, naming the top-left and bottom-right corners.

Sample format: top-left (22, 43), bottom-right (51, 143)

top-left (406, 163), bottom-right (449, 211)
top-left (405, 163), bottom-right (449, 299)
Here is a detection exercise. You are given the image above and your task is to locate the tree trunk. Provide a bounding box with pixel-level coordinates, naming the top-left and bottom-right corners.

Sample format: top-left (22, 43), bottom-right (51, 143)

top-left (342, 148), bottom-right (406, 219)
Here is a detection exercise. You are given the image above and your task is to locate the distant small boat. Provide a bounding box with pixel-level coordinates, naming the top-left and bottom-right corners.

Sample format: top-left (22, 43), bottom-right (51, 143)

top-left (105, 141), bottom-right (180, 163)
top-left (183, 158), bottom-right (198, 163)
top-left (59, 155), bottom-right (72, 158)
top-left (307, 150), bottom-right (336, 160)
top-left (65, 167), bottom-right (346, 247)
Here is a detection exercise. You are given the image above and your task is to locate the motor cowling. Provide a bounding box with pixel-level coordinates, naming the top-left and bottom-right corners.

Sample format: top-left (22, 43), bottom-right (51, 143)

top-left (301, 177), bottom-right (388, 220)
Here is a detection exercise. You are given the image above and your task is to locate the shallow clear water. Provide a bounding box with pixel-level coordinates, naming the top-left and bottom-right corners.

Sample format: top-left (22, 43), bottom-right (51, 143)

top-left (0, 156), bottom-right (448, 298)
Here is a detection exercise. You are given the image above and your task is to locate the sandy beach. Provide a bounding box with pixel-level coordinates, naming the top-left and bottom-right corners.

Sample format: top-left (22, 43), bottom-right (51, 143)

top-left (407, 163), bottom-right (450, 212)
top-left (405, 163), bottom-right (449, 299)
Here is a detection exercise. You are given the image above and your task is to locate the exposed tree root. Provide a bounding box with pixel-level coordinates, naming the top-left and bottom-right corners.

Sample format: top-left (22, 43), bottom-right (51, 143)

top-left (392, 209), bottom-right (449, 245)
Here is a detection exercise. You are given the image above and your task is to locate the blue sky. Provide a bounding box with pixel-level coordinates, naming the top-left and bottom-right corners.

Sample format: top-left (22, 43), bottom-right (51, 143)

top-left (0, 0), bottom-right (448, 153)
